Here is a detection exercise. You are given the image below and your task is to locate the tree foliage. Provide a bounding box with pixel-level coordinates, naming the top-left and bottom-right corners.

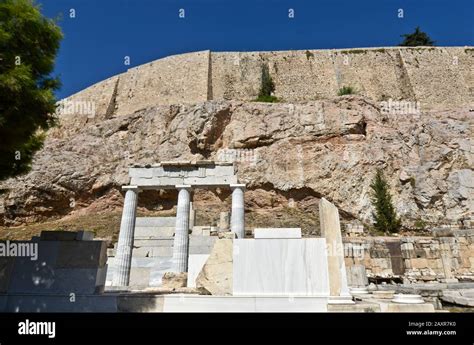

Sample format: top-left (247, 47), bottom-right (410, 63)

top-left (399, 26), bottom-right (435, 47)
top-left (256, 64), bottom-right (278, 102)
top-left (370, 169), bottom-right (402, 233)
top-left (0, 0), bottom-right (62, 180)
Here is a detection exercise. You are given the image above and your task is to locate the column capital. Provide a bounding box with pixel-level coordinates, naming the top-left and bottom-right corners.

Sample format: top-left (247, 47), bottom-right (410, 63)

top-left (175, 184), bottom-right (192, 191)
top-left (230, 183), bottom-right (246, 190)
top-left (122, 185), bottom-right (141, 192)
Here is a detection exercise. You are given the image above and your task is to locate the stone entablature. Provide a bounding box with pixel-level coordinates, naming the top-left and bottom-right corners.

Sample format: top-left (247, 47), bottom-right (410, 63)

top-left (129, 161), bottom-right (236, 188)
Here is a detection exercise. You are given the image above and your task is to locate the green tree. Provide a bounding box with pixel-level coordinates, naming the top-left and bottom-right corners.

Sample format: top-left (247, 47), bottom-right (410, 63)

top-left (255, 64), bottom-right (278, 102)
top-left (399, 26), bottom-right (435, 47)
top-left (370, 169), bottom-right (402, 233)
top-left (0, 0), bottom-right (62, 180)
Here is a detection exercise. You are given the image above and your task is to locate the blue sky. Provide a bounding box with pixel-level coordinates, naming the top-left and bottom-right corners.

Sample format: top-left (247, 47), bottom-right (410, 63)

top-left (39, 0), bottom-right (474, 99)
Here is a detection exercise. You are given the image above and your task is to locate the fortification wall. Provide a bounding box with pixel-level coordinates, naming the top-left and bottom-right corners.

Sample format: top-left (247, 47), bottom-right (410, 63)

top-left (400, 47), bottom-right (473, 109)
top-left (58, 47), bottom-right (473, 119)
top-left (212, 47), bottom-right (473, 109)
top-left (114, 50), bottom-right (210, 115)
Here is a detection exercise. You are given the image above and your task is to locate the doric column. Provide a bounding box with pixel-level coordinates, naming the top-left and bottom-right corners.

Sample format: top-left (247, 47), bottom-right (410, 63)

top-left (230, 184), bottom-right (246, 239)
top-left (172, 185), bottom-right (192, 272)
top-left (112, 186), bottom-right (140, 286)
top-left (189, 201), bottom-right (195, 231)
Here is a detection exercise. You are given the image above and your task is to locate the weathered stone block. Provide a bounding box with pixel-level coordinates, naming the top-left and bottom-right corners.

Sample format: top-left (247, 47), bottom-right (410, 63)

top-left (40, 231), bottom-right (77, 241)
top-left (371, 258), bottom-right (390, 269)
top-left (129, 267), bottom-right (151, 287)
top-left (411, 258), bottom-right (429, 269)
top-left (76, 231), bottom-right (94, 241)
top-left (56, 241), bottom-right (107, 269)
top-left (0, 258), bottom-right (15, 293)
top-left (196, 239), bottom-right (233, 295)
top-left (162, 272), bottom-right (187, 289)
top-left (189, 236), bottom-right (217, 247)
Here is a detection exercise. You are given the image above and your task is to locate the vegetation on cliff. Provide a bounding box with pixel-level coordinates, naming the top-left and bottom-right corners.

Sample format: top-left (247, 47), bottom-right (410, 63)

top-left (255, 64), bottom-right (278, 102)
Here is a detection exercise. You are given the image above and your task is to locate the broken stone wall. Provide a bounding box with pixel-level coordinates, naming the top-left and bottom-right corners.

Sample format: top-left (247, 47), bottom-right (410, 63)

top-left (344, 230), bottom-right (474, 283)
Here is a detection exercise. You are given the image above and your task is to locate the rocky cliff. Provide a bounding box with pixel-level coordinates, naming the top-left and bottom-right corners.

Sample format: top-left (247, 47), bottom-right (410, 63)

top-left (0, 48), bottom-right (472, 233)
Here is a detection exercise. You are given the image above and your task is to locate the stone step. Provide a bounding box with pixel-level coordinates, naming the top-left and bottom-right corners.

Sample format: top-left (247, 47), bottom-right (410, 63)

top-left (135, 226), bottom-right (175, 238)
top-left (189, 235), bottom-right (217, 247)
top-left (107, 257), bottom-right (173, 270)
top-left (133, 246), bottom-right (174, 258)
top-left (134, 239), bottom-right (174, 247)
top-left (135, 217), bottom-right (176, 227)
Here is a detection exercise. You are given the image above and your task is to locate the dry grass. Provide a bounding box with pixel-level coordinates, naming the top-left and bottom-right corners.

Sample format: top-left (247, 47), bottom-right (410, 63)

top-left (1, 206), bottom-right (320, 242)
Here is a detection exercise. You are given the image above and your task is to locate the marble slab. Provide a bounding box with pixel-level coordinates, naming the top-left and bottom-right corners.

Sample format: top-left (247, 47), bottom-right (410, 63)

top-left (186, 254), bottom-right (210, 288)
top-left (162, 295), bottom-right (328, 312)
top-left (233, 238), bottom-right (330, 296)
top-left (254, 228), bottom-right (302, 239)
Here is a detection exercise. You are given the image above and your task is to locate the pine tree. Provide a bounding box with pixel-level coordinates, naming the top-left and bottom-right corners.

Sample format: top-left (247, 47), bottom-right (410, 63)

top-left (399, 26), bottom-right (435, 47)
top-left (0, 0), bottom-right (63, 180)
top-left (370, 169), bottom-right (401, 233)
top-left (255, 64), bottom-right (278, 102)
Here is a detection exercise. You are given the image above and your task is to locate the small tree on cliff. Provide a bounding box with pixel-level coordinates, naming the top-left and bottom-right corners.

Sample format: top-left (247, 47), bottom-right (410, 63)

top-left (370, 169), bottom-right (401, 233)
top-left (0, 0), bottom-right (62, 181)
top-left (255, 64), bottom-right (278, 102)
top-left (399, 27), bottom-right (435, 46)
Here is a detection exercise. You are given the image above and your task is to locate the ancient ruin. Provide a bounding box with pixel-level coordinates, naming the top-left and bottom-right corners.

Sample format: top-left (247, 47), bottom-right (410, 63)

top-left (0, 48), bottom-right (472, 312)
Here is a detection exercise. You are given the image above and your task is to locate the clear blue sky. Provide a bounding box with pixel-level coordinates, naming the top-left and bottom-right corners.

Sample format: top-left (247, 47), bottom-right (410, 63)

top-left (39, 0), bottom-right (474, 99)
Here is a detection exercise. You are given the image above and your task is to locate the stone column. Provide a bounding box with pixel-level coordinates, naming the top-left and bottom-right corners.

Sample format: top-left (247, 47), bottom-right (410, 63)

top-left (112, 186), bottom-right (140, 287)
top-left (219, 211), bottom-right (230, 232)
top-left (319, 197), bottom-right (354, 304)
top-left (172, 185), bottom-right (192, 272)
top-left (189, 201), bottom-right (195, 231)
top-left (230, 184), bottom-right (246, 239)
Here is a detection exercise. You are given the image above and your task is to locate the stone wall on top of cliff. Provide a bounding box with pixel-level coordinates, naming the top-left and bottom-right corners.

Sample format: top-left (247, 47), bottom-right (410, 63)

top-left (59, 47), bottom-right (473, 119)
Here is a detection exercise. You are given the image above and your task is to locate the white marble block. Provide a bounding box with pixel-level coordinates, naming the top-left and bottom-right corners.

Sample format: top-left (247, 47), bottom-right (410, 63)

top-left (186, 254), bottom-right (210, 288)
top-left (254, 228), bottom-right (302, 239)
top-left (233, 238), bottom-right (330, 296)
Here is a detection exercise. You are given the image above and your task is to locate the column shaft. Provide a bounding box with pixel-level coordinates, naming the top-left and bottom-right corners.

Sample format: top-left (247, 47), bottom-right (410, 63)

top-left (172, 186), bottom-right (191, 272)
top-left (231, 185), bottom-right (245, 239)
top-left (113, 187), bottom-right (139, 286)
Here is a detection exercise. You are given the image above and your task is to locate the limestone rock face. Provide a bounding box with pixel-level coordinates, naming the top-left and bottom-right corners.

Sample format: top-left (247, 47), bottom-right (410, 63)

top-left (0, 95), bottom-right (471, 229)
top-left (195, 239), bottom-right (233, 295)
top-left (162, 272), bottom-right (188, 289)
